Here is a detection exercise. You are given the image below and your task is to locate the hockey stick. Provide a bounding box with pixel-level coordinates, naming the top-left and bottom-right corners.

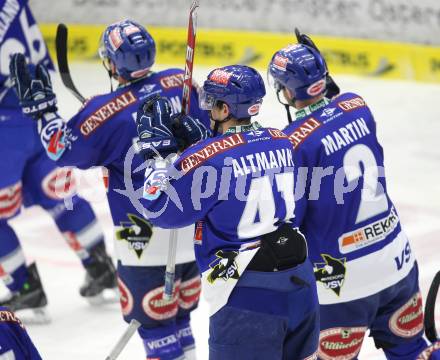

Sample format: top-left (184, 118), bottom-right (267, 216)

top-left (181, 0), bottom-right (200, 115)
top-left (425, 270), bottom-right (440, 342)
top-left (163, 0), bottom-right (200, 301)
top-left (104, 319), bottom-right (141, 360)
top-left (55, 23), bottom-right (86, 103)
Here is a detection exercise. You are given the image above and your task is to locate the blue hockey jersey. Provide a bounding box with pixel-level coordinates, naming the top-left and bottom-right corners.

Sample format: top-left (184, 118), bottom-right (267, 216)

top-left (46, 70), bottom-right (210, 266)
top-left (0, 0), bottom-right (53, 108)
top-left (141, 122), bottom-right (302, 315)
top-left (284, 93), bottom-right (415, 304)
top-left (0, 307), bottom-right (41, 359)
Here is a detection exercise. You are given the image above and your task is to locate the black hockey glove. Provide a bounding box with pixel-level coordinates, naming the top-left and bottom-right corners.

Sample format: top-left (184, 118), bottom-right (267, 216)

top-left (172, 113), bottom-right (211, 151)
top-left (136, 95), bottom-right (178, 160)
top-left (9, 53), bottom-right (57, 119)
top-left (295, 28), bottom-right (340, 99)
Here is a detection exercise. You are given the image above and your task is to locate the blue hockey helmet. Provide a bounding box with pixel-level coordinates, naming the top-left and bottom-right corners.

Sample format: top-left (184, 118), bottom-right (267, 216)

top-left (200, 65), bottom-right (266, 120)
top-left (99, 20), bottom-right (156, 80)
top-left (268, 44), bottom-right (327, 101)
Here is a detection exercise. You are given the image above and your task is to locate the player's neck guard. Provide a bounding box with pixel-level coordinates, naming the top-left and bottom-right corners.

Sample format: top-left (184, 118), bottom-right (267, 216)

top-left (294, 98), bottom-right (330, 121)
top-left (225, 121), bottom-right (262, 135)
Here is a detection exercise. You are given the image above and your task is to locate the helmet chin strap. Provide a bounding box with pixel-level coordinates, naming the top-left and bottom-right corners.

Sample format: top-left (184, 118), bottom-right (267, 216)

top-left (211, 113), bottom-right (233, 136)
top-left (276, 89), bottom-right (294, 124)
top-left (212, 121), bottom-right (220, 137)
top-left (109, 70), bottom-right (114, 92)
top-left (283, 103), bottom-right (293, 124)
top-left (102, 61), bottom-right (114, 92)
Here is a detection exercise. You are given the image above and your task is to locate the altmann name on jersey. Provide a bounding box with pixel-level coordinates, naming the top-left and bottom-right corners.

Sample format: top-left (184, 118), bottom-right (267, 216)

top-left (80, 91), bottom-right (136, 136)
top-left (321, 118), bottom-right (370, 156)
top-left (288, 118), bottom-right (322, 149)
top-left (338, 207), bottom-right (399, 254)
top-left (231, 148), bottom-right (294, 177)
top-left (180, 133), bottom-right (245, 173)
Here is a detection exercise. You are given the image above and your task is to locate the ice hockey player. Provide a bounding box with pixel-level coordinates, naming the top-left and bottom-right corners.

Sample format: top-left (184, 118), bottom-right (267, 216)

top-left (0, 0), bottom-right (116, 322)
top-left (268, 33), bottom-right (440, 360)
top-left (0, 306), bottom-right (42, 359)
top-left (137, 65), bottom-right (319, 360)
top-left (10, 19), bottom-right (209, 359)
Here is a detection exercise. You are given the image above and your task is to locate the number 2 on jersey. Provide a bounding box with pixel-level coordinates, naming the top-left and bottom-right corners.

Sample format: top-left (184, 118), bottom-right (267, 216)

top-left (343, 144), bottom-right (388, 224)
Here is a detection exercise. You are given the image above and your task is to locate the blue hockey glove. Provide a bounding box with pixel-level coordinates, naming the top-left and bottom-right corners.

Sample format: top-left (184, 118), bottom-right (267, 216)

top-left (136, 95), bottom-right (178, 160)
top-left (9, 53), bottom-right (57, 118)
top-left (295, 28), bottom-right (340, 99)
top-left (172, 113), bottom-right (211, 151)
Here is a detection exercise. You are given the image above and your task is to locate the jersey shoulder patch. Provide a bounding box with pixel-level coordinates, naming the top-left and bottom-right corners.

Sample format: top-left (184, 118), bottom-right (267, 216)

top-left (334, 92), bottom-right (367, 112)
top-left (154, 68), bottom-right (185, 90)
top-left (284, 118), bottom-right (323, 150)
top-left (177, 133), bottom-right (246, 173)
top-left (74, 90), bottom-right (137, 137)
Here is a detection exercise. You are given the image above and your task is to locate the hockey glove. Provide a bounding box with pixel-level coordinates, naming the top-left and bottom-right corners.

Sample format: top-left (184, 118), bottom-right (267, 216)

top-left (9, 53), bottom-right (57, 119)
top-left (172, 113), bottom-right (211, 151)
top-left (136, 95), bottom-right (178, 160)
top-left (295, 28), bottom-right (341, 99)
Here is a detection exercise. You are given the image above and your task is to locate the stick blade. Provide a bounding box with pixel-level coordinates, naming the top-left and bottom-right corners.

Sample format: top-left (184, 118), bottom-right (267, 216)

top-left (55, 23), bottom-right (85, 103)
top-left (55, 23), bottom-right (69, 74)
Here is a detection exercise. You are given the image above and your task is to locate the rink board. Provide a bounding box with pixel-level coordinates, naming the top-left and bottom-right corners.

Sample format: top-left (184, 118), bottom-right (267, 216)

top-left (39, 23), bottom-right (440, 83)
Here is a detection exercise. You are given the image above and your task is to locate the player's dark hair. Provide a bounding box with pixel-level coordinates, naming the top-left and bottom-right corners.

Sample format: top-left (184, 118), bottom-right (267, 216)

top-left (214, 100), bottom-right (251, 123)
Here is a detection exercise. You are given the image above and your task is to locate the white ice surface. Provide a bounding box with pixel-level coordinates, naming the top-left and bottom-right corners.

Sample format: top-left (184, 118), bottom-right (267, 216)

top-left (5, 62), bottom-right (440, 359)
